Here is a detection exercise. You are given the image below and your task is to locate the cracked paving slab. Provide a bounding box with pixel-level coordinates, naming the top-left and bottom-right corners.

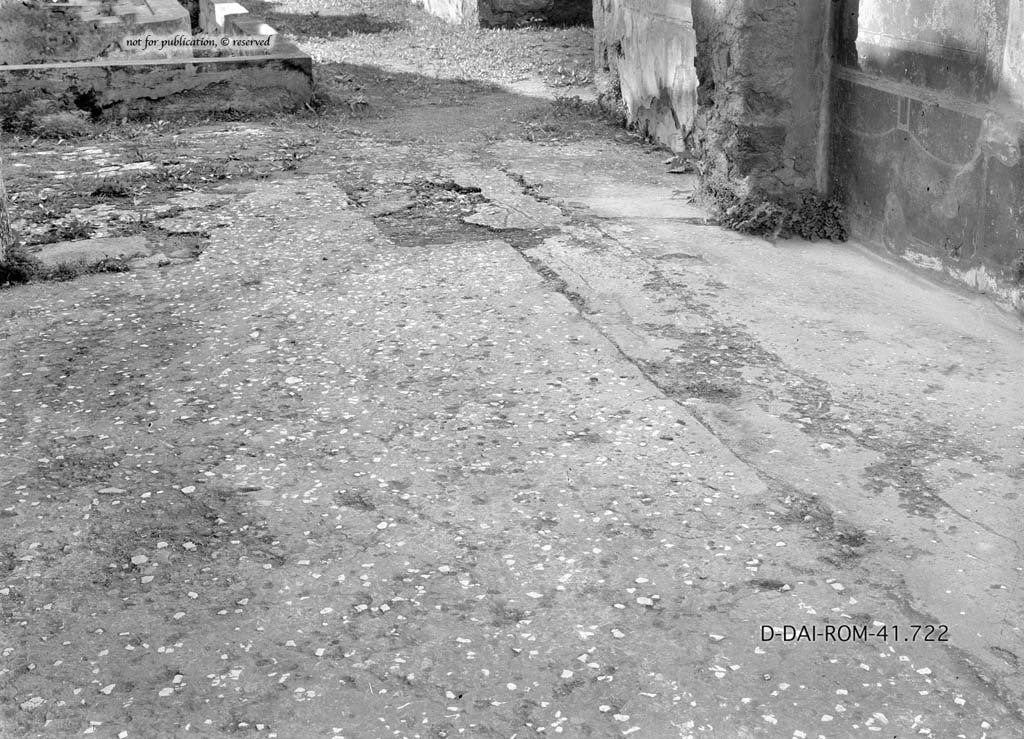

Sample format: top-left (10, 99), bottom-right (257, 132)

top-left (484, 137), bottom-right (1024, 720)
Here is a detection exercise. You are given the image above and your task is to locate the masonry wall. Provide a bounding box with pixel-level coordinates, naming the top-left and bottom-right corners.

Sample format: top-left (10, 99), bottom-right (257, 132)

top-left (831, 0), bottom-right (1024, 306)
top-left (689, 0), bottom-right (831, 198)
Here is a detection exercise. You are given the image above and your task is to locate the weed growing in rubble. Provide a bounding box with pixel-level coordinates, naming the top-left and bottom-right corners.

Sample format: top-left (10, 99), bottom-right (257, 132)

top-left (702, 183), bottom-right (848, 242)
top-left (47, 217), bottom-right (97, 243)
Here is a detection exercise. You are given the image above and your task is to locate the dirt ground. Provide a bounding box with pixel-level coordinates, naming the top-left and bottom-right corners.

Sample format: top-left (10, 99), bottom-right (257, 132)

top-left (3, 3), bottom-right (1024, 739)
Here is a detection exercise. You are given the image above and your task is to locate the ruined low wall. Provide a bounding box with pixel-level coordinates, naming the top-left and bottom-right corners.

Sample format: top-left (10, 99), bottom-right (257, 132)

top-left (415, 0), bottom-right (479, 24)
top-left (0, 0), bottom-right (312, 118)
top-left (414, 0), bottom-right (591, 27)
top-left (831, 0), bottom-right (1024, 309)
top-left (593, 0), bottom-right (697, 152)
top-left (690, 0), bottom-right (831, 198)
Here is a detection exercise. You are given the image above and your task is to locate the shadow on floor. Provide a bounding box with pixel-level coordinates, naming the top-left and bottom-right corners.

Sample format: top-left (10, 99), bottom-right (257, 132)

top-left (241, 2), bottom-right (408, 39)
top-left (310, 61), bottom-right (622, 146)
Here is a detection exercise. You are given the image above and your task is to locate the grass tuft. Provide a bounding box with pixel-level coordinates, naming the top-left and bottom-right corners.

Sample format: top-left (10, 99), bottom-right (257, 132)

top-left (702, 182), bottom-right (848, 242)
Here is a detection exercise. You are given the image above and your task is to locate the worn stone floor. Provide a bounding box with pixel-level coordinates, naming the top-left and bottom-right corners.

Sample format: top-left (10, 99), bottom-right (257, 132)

top-left (3, 30), bottom-right (1024, 739)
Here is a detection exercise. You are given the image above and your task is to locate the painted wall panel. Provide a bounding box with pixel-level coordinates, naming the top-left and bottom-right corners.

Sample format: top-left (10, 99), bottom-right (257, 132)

top-left (832, 0), bottom-right (1024, 307)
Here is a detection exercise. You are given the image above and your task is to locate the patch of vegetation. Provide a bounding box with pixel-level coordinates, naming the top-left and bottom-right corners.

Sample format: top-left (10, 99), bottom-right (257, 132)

top-left (0, 242), bottom-right (129, 287)
top-left (702, 182), bottom-right (848, 242)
